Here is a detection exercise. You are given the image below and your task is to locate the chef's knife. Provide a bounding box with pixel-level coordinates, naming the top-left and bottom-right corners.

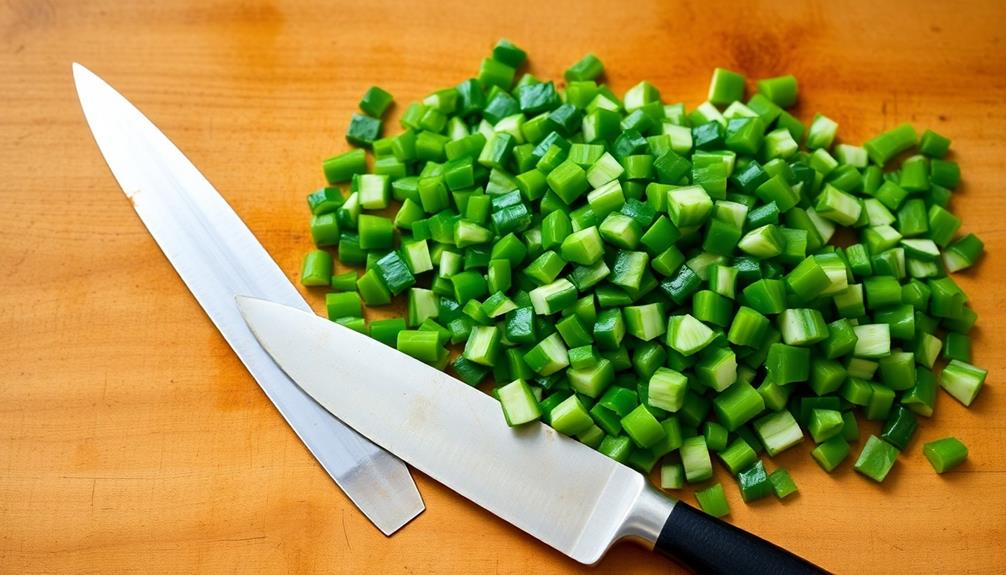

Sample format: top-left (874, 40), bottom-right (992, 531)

top-left (237, 297), bottom-right (828, 574)
top-left (72, 63), bottom-right (424, 535)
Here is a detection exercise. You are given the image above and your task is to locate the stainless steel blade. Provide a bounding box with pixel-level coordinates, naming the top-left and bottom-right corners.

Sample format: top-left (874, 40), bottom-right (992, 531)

top-left (73, 63), bottom-right (423, 535)
top-left (237, 297), bottom-right (676, 564)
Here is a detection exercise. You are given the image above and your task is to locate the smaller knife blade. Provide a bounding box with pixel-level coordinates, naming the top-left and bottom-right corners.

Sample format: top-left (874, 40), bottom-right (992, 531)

top-left (237, 297), bottom-right (829, 574)
top-left (72, 63), bottom-right (423, 535)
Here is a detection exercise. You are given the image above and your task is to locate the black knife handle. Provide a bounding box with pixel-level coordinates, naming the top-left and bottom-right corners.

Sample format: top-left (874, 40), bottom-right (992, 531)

top-left (655, 502), bottom-right (829, 575)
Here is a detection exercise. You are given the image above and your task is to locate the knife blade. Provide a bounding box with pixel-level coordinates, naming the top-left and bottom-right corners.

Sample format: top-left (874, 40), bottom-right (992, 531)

top-left (237, 297), bottom-right (828, 574)
top-left (72, 63), bottom-right (423, 535)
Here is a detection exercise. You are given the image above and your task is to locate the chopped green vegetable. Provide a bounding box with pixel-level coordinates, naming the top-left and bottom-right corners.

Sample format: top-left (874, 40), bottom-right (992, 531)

top-left (621, 404), bottom-right (666, 448)
top-left (811, 436), bottom-right (850, 472)
top-left (695, 483), bottom-right (730, 518)
top-left (359, 86), bottom-right (394, 118)
top-left (737, 460), bottom-right (774, 502)
top-left (300, 250), bottom-right (333, 286)
top-left (940, 359), bottom-right (986, 406)
top-left (769, 468), bottom-right (798, 499)
top-left (756, 75), bottom-right (797, 107)
top-left (707, 68), bottom-right (746, 106)
top-left (303, 43), bottom-right (989, 512)
top-left (397, 330), bottom-right (442, 363)
top-left (753, 410), bottom-right (803, 457)
top-left (326, 291), bottom-right (362, 319)
top-left (660, 462), bottom-right (685, 490)
top-left (922, 437), bottom-right (968, 473)
top-left (854, 435), bottom-right (899, 482)
top-left (498, 379), bottom-right (542, 426)
top-left (718, 437), bottom-right (759, 474)
top-left (566, 53), bottom-right (604, 82)
top-left (681, 435), bottom-right (713, 483)
top-left (647, 367), bottom-right (688, 412)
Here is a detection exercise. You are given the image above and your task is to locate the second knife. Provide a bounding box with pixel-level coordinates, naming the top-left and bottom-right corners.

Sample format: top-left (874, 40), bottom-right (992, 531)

top-left (72, 63), bottom-right (424, 535)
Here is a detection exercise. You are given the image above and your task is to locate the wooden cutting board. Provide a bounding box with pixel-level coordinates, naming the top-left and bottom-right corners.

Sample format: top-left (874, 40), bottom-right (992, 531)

top-left (2, 0), bottom-right (1004, 573)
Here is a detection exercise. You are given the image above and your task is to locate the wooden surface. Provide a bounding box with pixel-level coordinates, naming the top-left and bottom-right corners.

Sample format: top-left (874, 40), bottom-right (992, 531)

top-left (2, 0), bottom-right (1005, 573)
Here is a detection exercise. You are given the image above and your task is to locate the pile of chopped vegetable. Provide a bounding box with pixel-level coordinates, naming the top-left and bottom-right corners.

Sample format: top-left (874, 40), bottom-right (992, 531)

top-left (300, 39), bottom-right (986, 516)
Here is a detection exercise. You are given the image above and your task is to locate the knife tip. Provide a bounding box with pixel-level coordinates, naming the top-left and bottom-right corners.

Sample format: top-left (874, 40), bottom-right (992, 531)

top-left (234, 294), bottom-right (258, 312)
top-left (71, 62), bottom-right (98, 95)
top-left (234, 295), bottom-right (270, 336)
top-left (71, 61), bottom-right (87, 80)
top-left (374, 502), bottom-right (425, 536)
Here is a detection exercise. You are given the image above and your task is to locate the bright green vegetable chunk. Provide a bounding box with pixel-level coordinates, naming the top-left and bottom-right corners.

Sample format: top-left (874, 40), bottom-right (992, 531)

top-left (566, 53), bottom-right (604, 82)
top-left (681, 436), bottom-right (714, 483)
top-left (359, 86), bottom-right (394, 118)
top-left (769, 468), bottom-right (798, 499)
top-left (547, 159), bottom-right (589, 205)
top-left (864, 123), bottom-right (917, 167)
top-left (620, 404), bottom-right (666, 448)
top-left (738, 460), bottom-right (774, 502)
top-left (779, 308), bottom-right (828, 346)
top-left (667, 186), bottom-right (714, 228)
top-left (523, 333), bottom-right (569, 376)
top-left (713, 381), bottom-right (765, 431)
top-left (492, 39), bottom-right (527, 68)
top-left (811, 436), bottom-right (850, 472)
top-left (560, 226), bottom-right (604, 265)
top-left (696, 347), bottom-right (737, 392)
top-left (498, 379), bottom-right (542, 426)
top-left (695, 483), bottom-right (730, 518)
top-left (567, 358), bottom-right (614, 398)
top-left (529, 278), bottom-right (578, 315)
top-left (666, 314), bottom-right (715, 357)
top-left (369, 317), bottom-right (405, 347)
top-left (323, 149), bottom-right (367, 184)
top-left (660, 463), bottom-right (685, 490)
top-left (940, 359), bottom-right (986, 406)
top-left (550, 395), bottom-right (594, 436)
top-left (357, 269), bottom-right (392, 306)
top-left (647, 367), bottom-right (688, 412)
top-left (397, 330), bottom-right (442, 363)
top-left (463, 325), bottom-right (501, 366)
top-left (923, 437), bottom-right (968, 473)
top-left (300, 250), bottom-right (333, 286)
top-left (346, 113), bottom-right (381, 148)
top-left (808, 409), bottom-right (844, 444)
top-left (708, 68), bottom-right (746, 106)
top-left (718, 437), bottom-right (758, 474)
top-left (757, 75), bottom-right (797, 107)
top-left (326, 291), bottom-right (362, 319)
top-left (753, 410), bottom-right (803, 456)
top-left (853, 435), bottom-right (899, 482)
top-left (623, 302), bottom-right (666, 341)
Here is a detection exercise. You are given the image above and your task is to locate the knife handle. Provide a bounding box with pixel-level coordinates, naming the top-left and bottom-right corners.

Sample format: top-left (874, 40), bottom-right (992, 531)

top-left (654, 501), bottom-right (829, 575)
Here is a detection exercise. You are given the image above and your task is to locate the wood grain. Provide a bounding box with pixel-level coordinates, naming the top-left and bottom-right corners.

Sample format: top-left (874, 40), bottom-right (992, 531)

top-left (2, 0), bottom-right (1005, 573)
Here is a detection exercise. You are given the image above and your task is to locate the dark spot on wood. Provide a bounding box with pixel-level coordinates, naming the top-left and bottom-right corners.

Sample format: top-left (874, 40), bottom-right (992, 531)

top-left (726, 31), bottom-right (784, 77)
top-left (720, 22), bottom-right (812, 80)
top-left (3, 0), bottom-right (56, 41)
top-left (938, 114), bottom-right (948, 122)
